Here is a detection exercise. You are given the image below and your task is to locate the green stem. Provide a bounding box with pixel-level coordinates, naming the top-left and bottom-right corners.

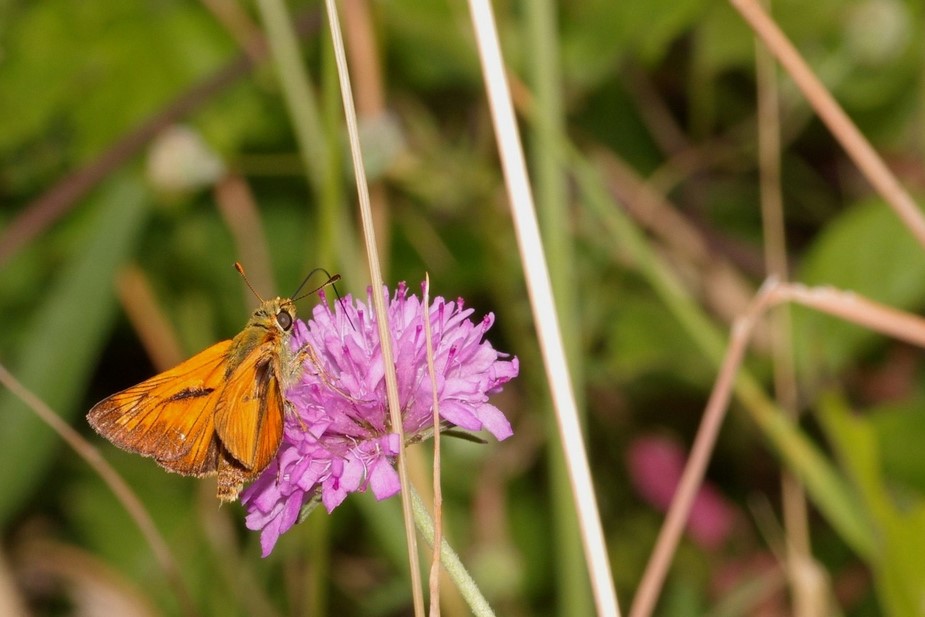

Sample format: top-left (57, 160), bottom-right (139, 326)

top-left (523, 1), bottom-right (592, 615)
top-left (409, 487), bottom-right (497, 617)
top-left (254, 0), bottom-right (328, 193)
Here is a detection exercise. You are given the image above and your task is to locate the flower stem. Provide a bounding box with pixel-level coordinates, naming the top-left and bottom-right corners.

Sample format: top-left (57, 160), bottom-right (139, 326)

top-left (409, 486), bottom-right (496, 617)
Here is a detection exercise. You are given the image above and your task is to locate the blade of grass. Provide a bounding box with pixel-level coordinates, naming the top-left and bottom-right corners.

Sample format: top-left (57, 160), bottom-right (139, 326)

top-left (0, 11), bottom-right (323, 268)
top-left (0, 364), bottom-right (198, 617)
top-left (253, 0), bottom-right (327, 192)
top-left (0, 177), bottom-right (148, 527)
top-left (410, 487), bottom-right (496, 617)
top-left (253, 0), bottom-right (361, 289)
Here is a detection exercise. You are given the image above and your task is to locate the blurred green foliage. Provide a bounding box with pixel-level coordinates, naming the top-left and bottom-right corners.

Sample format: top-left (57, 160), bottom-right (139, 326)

top-left (3, 0), bottom-right (925, 615)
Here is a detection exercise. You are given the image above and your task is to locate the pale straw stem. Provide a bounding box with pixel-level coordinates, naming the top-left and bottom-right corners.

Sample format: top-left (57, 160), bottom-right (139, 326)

top-left (423, 274), bottom-right (444, 616)
top-left (753, 9), bottom-right (812, 613)
top-left (465, 1), bottom-right (620, 615)
top-left (770, 284), bottom-right (925, 348)
top-left (629, 279), bottom-right (925, 617)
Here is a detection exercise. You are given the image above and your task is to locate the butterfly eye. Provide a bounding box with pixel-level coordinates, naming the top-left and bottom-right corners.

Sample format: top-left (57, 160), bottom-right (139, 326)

top-left (276, 310), bottom-right (293, 330)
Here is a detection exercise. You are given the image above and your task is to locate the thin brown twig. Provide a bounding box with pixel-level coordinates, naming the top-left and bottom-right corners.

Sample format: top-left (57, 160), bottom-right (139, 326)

top-left (729, 0), bottom-right (925, 252)
top-left (629, 279), bottom-right (778, 617)
top-left (342, 0), bottom-right (392, 270)
top-left (116, 265), bottom-right (186, 372)
top-left (753, 4), bottom-right (814, 614)
top-left (198, 0), bottom-right (265, 62)
top-left (594, 149), bottom-right (760, 331)
top-left (621, 63), bottom-right (690, 156)
top-left (771, 284), bottom-right (925, 348)
top-left (422, 275), bottom-right (443, 617)
top-left (0, 364), bottom-right (200, 617)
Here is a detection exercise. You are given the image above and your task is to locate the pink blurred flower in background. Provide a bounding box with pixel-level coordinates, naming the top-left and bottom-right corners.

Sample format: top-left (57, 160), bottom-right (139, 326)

top-left (627, 435), bottom-right (737, 550)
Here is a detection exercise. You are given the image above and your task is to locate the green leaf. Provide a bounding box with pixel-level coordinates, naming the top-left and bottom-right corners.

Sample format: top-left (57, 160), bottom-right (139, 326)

top-left (819, 396), bottom-right (925, 617)
top-left (0, 177), bottom-right (148, 527)
top-left (793, 199), bottom-right (925, 379)
top-left (869, 400), bottom-right (925, 494)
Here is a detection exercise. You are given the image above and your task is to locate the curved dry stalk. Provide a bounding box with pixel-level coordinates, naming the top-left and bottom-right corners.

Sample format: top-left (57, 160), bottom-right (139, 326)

top-left (214, 175), bottom-right (278, 298)
top-left (629, 280), bottom-right (778, 617)
top-left (729, 0), bottom-right (925, 252)
top-left (322, 1), bottom-right (424, 615)
top-left (0, 364), bottom-right (199, 617)
top-left (628, 280), bottom-right (925, 617)
top-left (116, 265), bottom-right (186, 371)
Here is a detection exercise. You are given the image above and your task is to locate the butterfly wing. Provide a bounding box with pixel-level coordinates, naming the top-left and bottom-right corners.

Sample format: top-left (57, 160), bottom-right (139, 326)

top-left (213, 341), bottom-right (285, 474)
top-left (87, 340), bottom-right (232, 477)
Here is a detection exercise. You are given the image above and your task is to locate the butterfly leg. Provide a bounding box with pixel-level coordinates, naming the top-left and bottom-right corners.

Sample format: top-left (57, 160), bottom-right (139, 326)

top-left (289, 342), bottom-right (362, 403)
top-left (216, 454), bottom-right (250, 502)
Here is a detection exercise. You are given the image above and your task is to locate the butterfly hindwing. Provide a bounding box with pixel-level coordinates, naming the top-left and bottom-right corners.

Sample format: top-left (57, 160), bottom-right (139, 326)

top-left (213, 340), bottom-right (285, 473)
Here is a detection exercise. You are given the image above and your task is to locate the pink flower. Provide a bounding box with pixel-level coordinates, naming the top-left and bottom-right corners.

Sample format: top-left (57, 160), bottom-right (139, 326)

top-left (627, 435), bottom-right (737, 550)
top-left (242, 283), bottom-right (518, 556)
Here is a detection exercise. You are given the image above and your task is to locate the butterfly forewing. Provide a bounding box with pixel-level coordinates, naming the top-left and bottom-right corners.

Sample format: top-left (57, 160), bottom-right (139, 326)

top-left (87, 341), bottom-right (232, 470)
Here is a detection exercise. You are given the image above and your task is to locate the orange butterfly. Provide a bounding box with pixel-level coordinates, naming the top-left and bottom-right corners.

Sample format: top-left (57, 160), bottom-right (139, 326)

top-left (87, 264), bottom-right (337, 502)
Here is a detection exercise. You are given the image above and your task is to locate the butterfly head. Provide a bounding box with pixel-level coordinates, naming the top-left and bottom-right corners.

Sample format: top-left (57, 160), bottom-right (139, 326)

top-left (253, 297), bottom-right (297, 334)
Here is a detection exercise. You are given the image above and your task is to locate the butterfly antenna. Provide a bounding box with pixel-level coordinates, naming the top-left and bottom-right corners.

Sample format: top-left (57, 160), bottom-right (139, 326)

top-left (292, 269), bottom-right (353, 328)
top-left (292, 268), bottom-right (341, 302)
top-left (234, 262), bottom-right (265, 302)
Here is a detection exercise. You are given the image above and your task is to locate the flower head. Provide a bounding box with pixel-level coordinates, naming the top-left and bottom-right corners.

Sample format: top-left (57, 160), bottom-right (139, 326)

top-left (241, 282), bottom-right (518, 556)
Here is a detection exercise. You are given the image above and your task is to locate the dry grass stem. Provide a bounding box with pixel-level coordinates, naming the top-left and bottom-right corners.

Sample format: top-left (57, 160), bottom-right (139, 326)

top-left (423, 275), bottom-right (444, 616)
top-left (465, 1), bottom-right (620, 615)
top-left (116, 265), bottom-right (186, 371)
top-left (628, 280), bottom-right (776, 617)
top-left (0, 365), bottom-right (199, 617)
top-left (730, 0), bottom-right (925, 251)
top-left (753, 10), bottom-right (813, 613)
top-left (630, 278), bottom-right (925, 617)
top-left (595, 150), bottom-right (758, 329)
top-left (215, 174), bottom-right (277, 297)
top-left (322, 0), bottom-right (424, 614)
